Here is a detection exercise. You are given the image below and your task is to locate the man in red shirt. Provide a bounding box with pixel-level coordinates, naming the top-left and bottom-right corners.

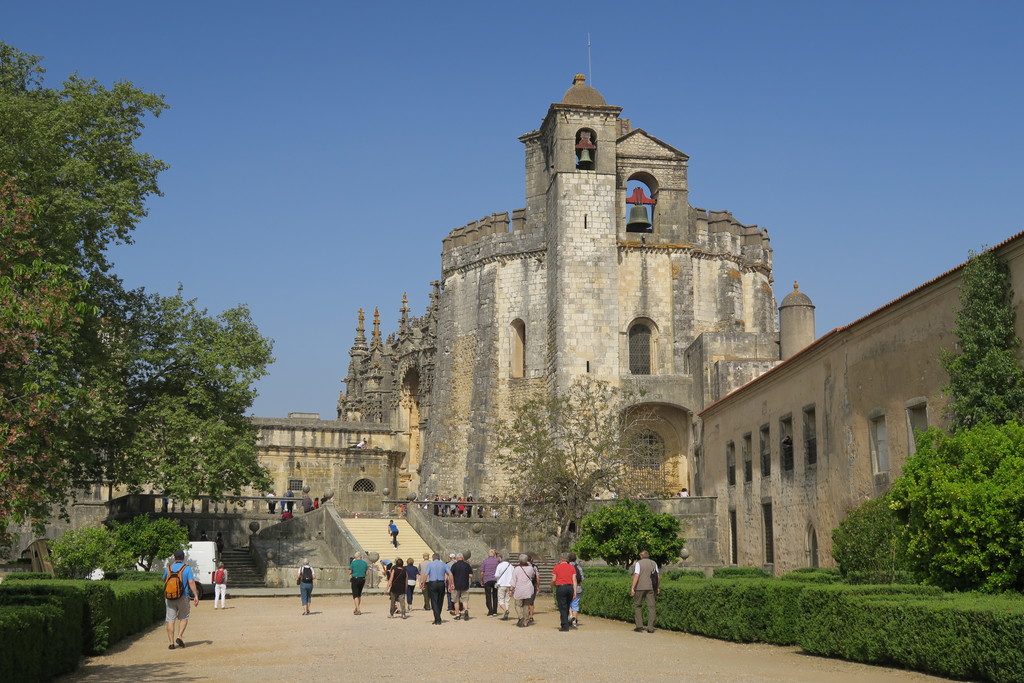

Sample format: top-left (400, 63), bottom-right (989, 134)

top-left (550, 553), bottom-right (578, 632)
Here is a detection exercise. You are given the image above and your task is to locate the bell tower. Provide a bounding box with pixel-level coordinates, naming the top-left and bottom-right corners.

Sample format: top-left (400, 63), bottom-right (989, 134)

top-left (520, 75), bottom-right (625, 389)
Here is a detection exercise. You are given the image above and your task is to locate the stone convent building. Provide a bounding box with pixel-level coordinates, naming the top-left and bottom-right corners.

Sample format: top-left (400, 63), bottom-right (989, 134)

top-left (333, 75), bottom-right (813, 500)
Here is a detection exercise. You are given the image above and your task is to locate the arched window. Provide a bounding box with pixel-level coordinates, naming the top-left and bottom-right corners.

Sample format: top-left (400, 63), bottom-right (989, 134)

top-left (629, 323), bottom-right (652, 375)
top-left (353, 479), bottom-right (376, 493)
top-left (511, 319), bottom-right (526, 378)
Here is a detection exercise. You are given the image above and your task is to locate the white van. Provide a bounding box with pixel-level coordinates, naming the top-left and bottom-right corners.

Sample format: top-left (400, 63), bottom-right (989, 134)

top-left (158, 541), bottom-right (218, 599)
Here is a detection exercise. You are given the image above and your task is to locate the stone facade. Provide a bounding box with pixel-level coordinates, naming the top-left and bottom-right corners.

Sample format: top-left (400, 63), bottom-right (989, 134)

top-left (338, 75), bottom-right (792, 501)
top-left (699, 232), bottom-right (1024, 573)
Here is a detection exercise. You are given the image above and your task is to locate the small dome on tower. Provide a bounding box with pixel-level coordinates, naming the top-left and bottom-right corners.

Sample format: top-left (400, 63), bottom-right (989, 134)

top-left (561, 74), bottom-right (606, 106)
top-left (780, 281), bottom-right (814, 308)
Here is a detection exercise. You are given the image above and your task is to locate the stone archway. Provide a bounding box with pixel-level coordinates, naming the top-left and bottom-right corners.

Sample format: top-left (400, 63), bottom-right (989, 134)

top-left (623, 403), bottom-right (691, 496)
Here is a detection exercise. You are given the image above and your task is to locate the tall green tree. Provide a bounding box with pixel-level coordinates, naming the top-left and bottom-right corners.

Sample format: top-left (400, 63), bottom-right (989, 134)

top-left (831, 494), bottom-right (912, 584)
top-left (941, 250), bottom-right (1024, 431)
top-left (495, 377), bottom-right (657, 547)
top-left (0, 43), bottom-right (273, 547)
top-left (0, 175), bottom-right (90, 545)
top-left (572, 499), bottom-right (685, 568)
top-left (49, 525), bottom-right (118, 579)
top-left (889, 423), bottom-right (1024, 592)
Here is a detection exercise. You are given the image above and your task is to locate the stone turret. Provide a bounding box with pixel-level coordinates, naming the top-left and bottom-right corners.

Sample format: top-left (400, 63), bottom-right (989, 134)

top-left (779, 281), bottom-right (815, 360)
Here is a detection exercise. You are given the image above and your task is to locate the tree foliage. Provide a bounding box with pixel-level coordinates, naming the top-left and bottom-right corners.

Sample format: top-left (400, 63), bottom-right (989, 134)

top-left (0, 43), bottom-right (273, 547)
top-left (941, 250), bottom-right (1024, 431)
top-left (572, 499), bottom-right (685, 567)
top-left (0, 175), bottom-right (90, 545)
top-left (889, 423), bottom-right (1024, 592)
top-left (495, 377), bottom-right (659, 547)
top-left (831, 494), bottom-right (913, 584)
top-left (110, 514), bottom-right (188, 571)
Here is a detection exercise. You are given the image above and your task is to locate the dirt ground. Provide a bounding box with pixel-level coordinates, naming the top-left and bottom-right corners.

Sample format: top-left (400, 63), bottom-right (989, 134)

top-left (60, 594), bottom-right (960, 682)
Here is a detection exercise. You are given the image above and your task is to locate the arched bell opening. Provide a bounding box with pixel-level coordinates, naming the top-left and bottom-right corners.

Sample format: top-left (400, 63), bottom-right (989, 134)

top-left (625, 174), bottom-right (659, 233)
top-left (575, 128), bottom-right (597, 170)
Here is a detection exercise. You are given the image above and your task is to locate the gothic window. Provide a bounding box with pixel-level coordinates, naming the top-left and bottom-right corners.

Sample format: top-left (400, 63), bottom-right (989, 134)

top-left (728, 509), bottom-right (738, 565)
top-left (511, 319), bottom-right (526, 378)
top-left (726, 441), bottom-right (736, 486)
top-left (634, 430), bottom-right (664, 470)
top-left (353, 478), bottom-right (376, 493)
top-left (575, 129), bottom-right (596, 170)
top-left (807, 525), bottom-right (819, 568)
top-left (628, 323), bottom-right (652, 375)
top-left (288, 479), bottom-right (303, 492)
top-left (742, 433), bottom-right (753, 483)
top-left (625, 429), bottom-right (669, 495)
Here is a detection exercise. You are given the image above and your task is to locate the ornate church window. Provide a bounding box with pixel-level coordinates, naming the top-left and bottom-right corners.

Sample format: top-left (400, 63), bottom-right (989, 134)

top-left (353, 478), bottom-right (376, 493)
top-left (628, 323), bottom-right (652, 375)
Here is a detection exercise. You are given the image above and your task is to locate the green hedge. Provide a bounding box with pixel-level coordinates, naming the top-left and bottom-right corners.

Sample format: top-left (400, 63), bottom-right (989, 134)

top-left (0, 604), bottom-right (67, 680)
top-left (799, 585), bottom-right (1024, 683)
top-left (0, 572), bottom-right (54, 581)
top-left (778, 568), bottom-right (844, 584)
top-left (712, 566), bottom-right (772, 579)
top-left (0, 578), bottom-right (163, 662)
top-left (579, 575), bottom-right (1024, 680)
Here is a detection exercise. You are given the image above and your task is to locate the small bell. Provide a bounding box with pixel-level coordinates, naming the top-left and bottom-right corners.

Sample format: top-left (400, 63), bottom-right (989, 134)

top-left (626, 204), bottom-right (652, 232)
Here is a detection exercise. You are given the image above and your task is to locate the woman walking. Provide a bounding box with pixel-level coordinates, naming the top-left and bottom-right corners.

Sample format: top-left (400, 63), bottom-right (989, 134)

top-left (386, 557), bottom-right (408, 619)
top-left (297, 559), bottom-right (315, 615)
top-left (212, 561), bottom-right (228, 609)
top-left (403, 557), bottom-right (418, 607)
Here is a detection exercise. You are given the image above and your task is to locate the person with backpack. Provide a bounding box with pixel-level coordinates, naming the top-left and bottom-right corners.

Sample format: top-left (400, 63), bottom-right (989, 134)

top-left (211, 561), bottom-right (228, 609)
top-left (297, 559), bottom-right (316, 615)
top-left (387, 519), bottom-right (399, 548)
top-left (164, 549), bottom-right (199, 650)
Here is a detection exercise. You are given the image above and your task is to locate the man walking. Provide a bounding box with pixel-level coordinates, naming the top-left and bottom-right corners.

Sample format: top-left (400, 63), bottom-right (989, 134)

top-left (163, 549), bottom-right (200, 649)
top-left (551, 553), bottom-right (578, 632)
top-left (630, 550), bottom-right (660, 633)
top-left (418, 552), bottom-right (431, 610)
top-left (388, 519), bottom-right (399, 548)
top-left (494, 553), bottom-right (514, 620)
top-left (450, 552), bottom-right (473, 620)
top-left (422, 552), bottom-right (452, 625)
top-left (349, 551), bottom-right (369, 615)
top-left (478, 548), bottom-right (500, 616)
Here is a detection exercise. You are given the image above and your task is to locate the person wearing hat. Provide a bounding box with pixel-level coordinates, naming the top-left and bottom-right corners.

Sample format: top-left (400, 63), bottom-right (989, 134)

top-left (164, 549), bottom-right (199, 649)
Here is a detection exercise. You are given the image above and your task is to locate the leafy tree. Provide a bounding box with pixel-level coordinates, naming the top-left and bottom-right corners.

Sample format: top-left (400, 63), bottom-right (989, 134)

top-left (941, 250), bottom-right (1024, 431)
top-left (110, 514), bottom-right (188, 571)
top-left (572, 499), bottom-right (685, 567)
top-left (0, 44), bottom-right (274, 547)
top-left (889, 423), bottom-right (1024, 592)
top-left (49, 525), bottom-right (117, 579)
top-left (102, 290), bottom-right (275, 499)
top-left (831, 494), bottom-right (913, 584)
top-left (0, 175), bottom-right (90, 545)
top-left (495, 377), bottom-right (658, 547)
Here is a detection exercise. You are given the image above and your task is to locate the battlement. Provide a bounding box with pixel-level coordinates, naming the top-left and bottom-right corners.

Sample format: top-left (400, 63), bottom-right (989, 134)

top-left (440, 207), bottom-right (547, 274)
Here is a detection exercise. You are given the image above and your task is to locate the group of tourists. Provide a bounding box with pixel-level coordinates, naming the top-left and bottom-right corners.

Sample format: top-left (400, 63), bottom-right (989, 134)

top-left (427, 495), bottom-right (496, 518)
top-left (265, 489), bottom-right (321, 519)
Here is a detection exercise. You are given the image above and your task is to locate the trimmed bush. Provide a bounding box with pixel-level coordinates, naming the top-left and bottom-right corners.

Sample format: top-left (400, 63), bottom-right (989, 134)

top-left (662, 569), bottom-right (706, 580)
top-left (799, 585), bottom-right (1024, 683)
top-left (712, 566), bottom-right (772, 579)
top-left (0, 572), bottom-right (55, 581)
top-left (0, 604), bottom-right (67, 680)
top-left (114, 570), bottom-right (163, 582)
top-left (779, 568), bottom-right (844, 584)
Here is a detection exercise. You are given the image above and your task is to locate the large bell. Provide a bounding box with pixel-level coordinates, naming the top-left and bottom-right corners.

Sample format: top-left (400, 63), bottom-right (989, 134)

top-left (626, 204), bottom-right (652, 232)
top-left (577, 148), bottom-right (593, 169)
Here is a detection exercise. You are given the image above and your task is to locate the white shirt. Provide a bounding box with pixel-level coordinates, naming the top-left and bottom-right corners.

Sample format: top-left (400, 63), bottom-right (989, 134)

top-left (494, 560), bottom-right (514, 587)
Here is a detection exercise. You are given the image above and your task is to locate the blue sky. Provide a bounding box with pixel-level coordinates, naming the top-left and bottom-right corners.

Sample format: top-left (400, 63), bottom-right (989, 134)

top-left (6, 1), bottom-right (1023, 418)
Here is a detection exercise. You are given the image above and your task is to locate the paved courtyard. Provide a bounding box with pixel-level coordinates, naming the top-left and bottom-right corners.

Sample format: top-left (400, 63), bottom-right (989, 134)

top-left (60, 594), bottom-right (957, 682)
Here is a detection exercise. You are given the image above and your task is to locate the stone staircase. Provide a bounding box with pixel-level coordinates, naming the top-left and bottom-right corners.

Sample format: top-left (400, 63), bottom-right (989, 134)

top-left (342, 518), bottom-right (433, 564)
top-left (220, 548), bottom-right (264, 588)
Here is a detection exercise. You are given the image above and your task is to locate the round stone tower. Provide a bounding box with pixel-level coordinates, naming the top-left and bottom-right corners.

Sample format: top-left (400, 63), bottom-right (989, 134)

top-left (779, 281), bottom-right (815, 360)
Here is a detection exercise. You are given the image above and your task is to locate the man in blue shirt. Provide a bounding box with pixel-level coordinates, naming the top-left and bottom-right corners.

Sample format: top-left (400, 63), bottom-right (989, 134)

top-left (164, 549), bottom-right (199, 649)
top-left (422, 552), bottom-right (452, 625)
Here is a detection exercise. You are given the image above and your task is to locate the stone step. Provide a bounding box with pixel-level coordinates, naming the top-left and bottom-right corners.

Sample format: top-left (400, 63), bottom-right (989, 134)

top-left (341, 518), bottom-right (433, 564)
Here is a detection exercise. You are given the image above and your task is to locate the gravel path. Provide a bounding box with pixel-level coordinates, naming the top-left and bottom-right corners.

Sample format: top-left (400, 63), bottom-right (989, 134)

top-left (60, 594), bottom-right (959, 682)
